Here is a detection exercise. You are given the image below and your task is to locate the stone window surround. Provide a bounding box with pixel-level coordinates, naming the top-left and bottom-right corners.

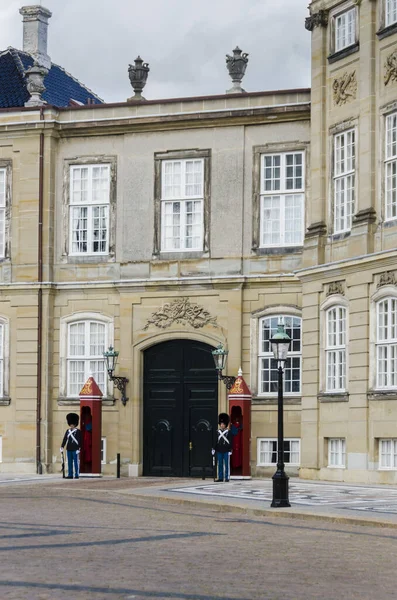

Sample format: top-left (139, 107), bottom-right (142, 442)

top-left (328, 118), bottom-right (359, 238)
top-left (377, 0), bottom-right (397, 39)
top-left (250, 303), bottom-right (302, 401)
top-left (318, 292), bottom-right (350, 402)
top-left (0, 160), bottom-right (12, 262)
top-left (379, 103), bottom-right (397, 226)
top-left (58, 312), bottom-right (114, 405)
top-left (327, 437), bottom-right (346, 468)
top-left (0, 317), bottom-right (10, 406)
top-left (61, 155), bottom-right (117, 263)
top-left (328, 1), bottom-right (360, 64)
top-left (153, 148), bottom-right (211, 259)
top-left (368, 283), bottom-right (397, 398)
top-left (252, 142), bottom-right (310, 254)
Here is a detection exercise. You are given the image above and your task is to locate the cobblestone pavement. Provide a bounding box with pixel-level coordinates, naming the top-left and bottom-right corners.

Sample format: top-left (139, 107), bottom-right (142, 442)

top-left (1, 477), bottom-right (397, 599)
top-left (169, 479), bottom-right (397, 514)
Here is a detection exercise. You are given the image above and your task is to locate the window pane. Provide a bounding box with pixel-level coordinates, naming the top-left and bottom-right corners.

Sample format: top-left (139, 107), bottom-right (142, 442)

top-left (263, 155), bottom-right (281, 191)
top-left (386, 0), bottom-right (397, 26)
top-left (185, 160), bottom-right (203, 197)
top-left (261, 196), bottom-right (281, 246)
top-left (259, 316), bottom-right (301, 394)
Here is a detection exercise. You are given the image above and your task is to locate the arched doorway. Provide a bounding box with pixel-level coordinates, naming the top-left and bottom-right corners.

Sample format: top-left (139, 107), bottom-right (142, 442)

top-left (143, 339), bottom-right (218, 477)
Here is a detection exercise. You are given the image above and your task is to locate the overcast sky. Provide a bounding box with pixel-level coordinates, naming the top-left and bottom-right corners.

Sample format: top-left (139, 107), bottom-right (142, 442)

top-left (0, 0), bottom-right (311, 103)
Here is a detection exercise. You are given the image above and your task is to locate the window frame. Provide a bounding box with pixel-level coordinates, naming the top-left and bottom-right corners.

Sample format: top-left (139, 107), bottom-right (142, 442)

top-left (59, 312), bottom-right (114, 401)
top-left (0, 161), bottom-right (12, 261)
top-left (385, 112), bottom-right (397, 222)
top-left (325, 305), bottom-right (347, 392)
top-left (333, 128), bottom-right (356, 234)
top-left (259, 151), bottom-right (305, 248)
top-left (335, 7), bottom-right (356, 53)
top-left (257, 438), bottom-right (301, 467)
top-left (379, 438), bottom-right (397, 470)
top-left (328, 3), bottom-right (359, 62)
top-left (328, 438), bottom-right (346, 468)
top-left (375, 297), bottom-right (397, 390)
top-left (153, 149), bottom-right (211, 257)
top-left (101, 437), bottom-right (107, 465)
top-left (386, 0), bottom-right (397, 27)
top-left (62, 156), bottom-right (117, 262)
top-left (258, 314), bottom-right (302, 397)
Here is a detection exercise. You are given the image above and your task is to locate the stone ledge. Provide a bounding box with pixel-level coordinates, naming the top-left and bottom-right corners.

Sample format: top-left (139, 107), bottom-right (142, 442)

top-left (0, 397), bottom-right (11, 406)
top-left (377, 22), bottom-right (397, 40)
top-left (367, 391), bottom-right (397, 401)
top-left (318, 392), bottom-right (349, 403)
top-left (252, 396), bottom-right (301, 406)
top-left (328, 42), bottom-right (359, 65)
top-left (57, 397), bottom-right (116, 407)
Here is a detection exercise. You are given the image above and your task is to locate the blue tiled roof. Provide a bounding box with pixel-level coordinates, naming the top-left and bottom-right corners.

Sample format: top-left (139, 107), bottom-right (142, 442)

top-left (0, 48), bottom-right (103, 108)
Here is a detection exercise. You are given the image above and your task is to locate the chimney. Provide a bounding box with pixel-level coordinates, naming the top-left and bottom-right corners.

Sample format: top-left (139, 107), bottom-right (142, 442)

top-left (19, 5), bottom-right (52, 70)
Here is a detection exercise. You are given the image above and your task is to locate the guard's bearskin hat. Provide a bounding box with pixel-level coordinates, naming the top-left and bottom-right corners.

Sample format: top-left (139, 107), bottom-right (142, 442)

top-left (218, 412), bottom-right (230, 426)
top-left (66, 413), bottom-right (79, 427)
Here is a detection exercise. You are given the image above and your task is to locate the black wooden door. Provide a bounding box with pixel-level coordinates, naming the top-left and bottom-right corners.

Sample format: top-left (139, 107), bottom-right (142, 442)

top-left (143, 340), bottom-right (218, 477)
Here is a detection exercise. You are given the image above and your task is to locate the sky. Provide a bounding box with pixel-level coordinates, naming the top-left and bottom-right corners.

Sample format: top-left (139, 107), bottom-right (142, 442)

top-left (0, 0), bottom-right (311, 103)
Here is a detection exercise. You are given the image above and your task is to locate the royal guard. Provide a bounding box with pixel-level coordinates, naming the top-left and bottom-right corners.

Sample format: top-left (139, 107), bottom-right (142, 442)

top-left (60, 413), bottom-right (82, 479)
top-left (212, 413), bottom-right (233, 482)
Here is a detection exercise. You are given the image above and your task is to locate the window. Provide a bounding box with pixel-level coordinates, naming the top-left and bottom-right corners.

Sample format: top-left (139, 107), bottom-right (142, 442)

top-left (328, 438), bottom-right (346, 467)
top-left (0, 169), bottom-right (5, 258)
top-left (161, 159), bottom-right (204, 251)
top-left (257, 438), bottom-right (300, 466)
top-left (326, 306), bottom-right (347, 392)
top-left (385, 113), bottom-right (397, 221)
top-left (101, 437), bottom-right (107, 464)
top-left (69, 164), bottom-right (110, 255)
top-left (67, 320), bottom-right (107, 397)
top-left (386, 0), bottom-right (397, 27)
top-left (260, 152), bottom-right (304, 247)
top-left (334, 129), bottom-right (355, 234)
top-left (335, 8), bottom-right (356, 52)
top-left (379, 439), bottom-right (397, 469)
top-left (0, 436), bottom-right (2, 463)
top-left (376, 298), bottom-right (397, 389)
top-left (258, 315), bottom-right (302, 395)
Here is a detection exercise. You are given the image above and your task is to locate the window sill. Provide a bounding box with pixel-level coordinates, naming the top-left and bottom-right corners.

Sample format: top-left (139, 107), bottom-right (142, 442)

top-left (252, 396), bottom-right (301, 406)
top-left (377, 22), bottom-right (397, 40)
top-left (329, 230), bottom-right (351, 242)
top-left (257, 463), bottom-right (300, 468)
top-left (0, 397), bottom-right (11, 406)
top-left (63, 254), bottom-right (115, 264)
top-left (154, 251), bottom-right (209, 260)
top-left (382, 218), bottom-right (397, 229)
top-left (58, 397), bottom-right (116, 407)
top-left (327, 465), bottom-right (346, 469)
top-left (318, 392), bottom-right (349, 403)
top-left (328, 42), bottom-right (359, 64)
top-left (368, 390), bottom-right (397, 401)
top-left (253, 246), bottom-right (303, 256)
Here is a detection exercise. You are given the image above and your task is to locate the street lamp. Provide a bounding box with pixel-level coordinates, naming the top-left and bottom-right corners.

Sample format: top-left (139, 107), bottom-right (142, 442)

top-left (270, 324), bottom-right (291, 508)
top-left (211, 343), bottom-right (236, 390)
top-left (103, 346), bottom-right (129, 406)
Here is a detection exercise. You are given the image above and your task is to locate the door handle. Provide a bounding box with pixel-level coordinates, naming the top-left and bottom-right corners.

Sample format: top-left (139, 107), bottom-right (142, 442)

top-left (189, 441), bottom-right (193, 451)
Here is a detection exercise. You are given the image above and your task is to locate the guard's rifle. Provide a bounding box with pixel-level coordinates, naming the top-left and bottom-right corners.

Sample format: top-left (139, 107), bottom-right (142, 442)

top-left (61, 449), bottom-right (65, 479)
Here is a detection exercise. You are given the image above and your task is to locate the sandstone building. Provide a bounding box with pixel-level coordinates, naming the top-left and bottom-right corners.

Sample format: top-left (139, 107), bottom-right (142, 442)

top-left (0, 1), bottom-right (395, 484)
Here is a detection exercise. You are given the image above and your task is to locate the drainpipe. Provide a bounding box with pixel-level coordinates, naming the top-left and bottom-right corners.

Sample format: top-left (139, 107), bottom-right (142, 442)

top-left (36, 107), bottom-right (44, 474)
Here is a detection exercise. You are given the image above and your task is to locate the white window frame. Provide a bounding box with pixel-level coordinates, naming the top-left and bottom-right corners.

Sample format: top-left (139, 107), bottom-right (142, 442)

top-left (325, 306), bottom-right (347, 392)
top-left (0, 318), bottom-right (10, 399)
top-left (385, 113), bottom-right (397, 221)
top-left (379, 438), bottom-right (397, 469)
top-left (259, 152), bottom-right (305, 248)
top-left (328, 438), bottom-right (346, 468)
top-left (258, 315), bottom-right (302, 396)
top-left (69, 164), bottom-right (110, 256)
top-left (59, 313), bottom-right (114, 399)
top-left (257, 438), bottom-right (300, 466)
top-left (386, 0), bottom-right (397, 27)
top-left (101, 437), bottom-right (107, 464)
top-left (335, 7), bottom-right (356, 52)
top-left (160, 158), bottom-right (204, 252)
top-left (334, 129), bottom-right (356, 234)
top-left (376, 297), bottom-right (397, 389)
top-left (0, 436), bottom-right (3, 463)
top-left (0, 168), bottom-right (6, 259)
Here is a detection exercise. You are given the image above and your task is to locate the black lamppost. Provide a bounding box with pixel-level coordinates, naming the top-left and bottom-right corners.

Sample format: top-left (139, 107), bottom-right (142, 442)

top-left (211, 343), bottom-right (236, 390)
top-left (103, 346), bottom-right (129, 406)
top-left (270, 324), bottom-right (291, 508)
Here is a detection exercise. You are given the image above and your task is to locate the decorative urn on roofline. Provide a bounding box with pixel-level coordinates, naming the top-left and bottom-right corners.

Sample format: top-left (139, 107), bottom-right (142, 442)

top-left (128, 56), bottom-right (150, 101)
top-left (25, 61), bottom-right (48, 106)
top-left (226, 46), bottom-right (249, 93)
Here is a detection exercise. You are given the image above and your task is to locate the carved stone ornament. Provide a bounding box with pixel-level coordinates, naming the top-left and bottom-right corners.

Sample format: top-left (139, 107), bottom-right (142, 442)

top-left (377, 271), bottom-right (396, 288)
top-left (305, 10), bottom-right (329, 31)
top-left (327, 281), bottom-right (344, 296)
top-left (24, 62), bottom-right (48, 107)
top-left (226, 47), bottom-right (249, 93)
top-left (143, 298), bottom-right (219, 331)
top-left (385, 51), bottom-right (397, 86)
top-left (333, 71), bottom-right (357, 106)
top-left (128, 56), bottom-right (150, 101)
